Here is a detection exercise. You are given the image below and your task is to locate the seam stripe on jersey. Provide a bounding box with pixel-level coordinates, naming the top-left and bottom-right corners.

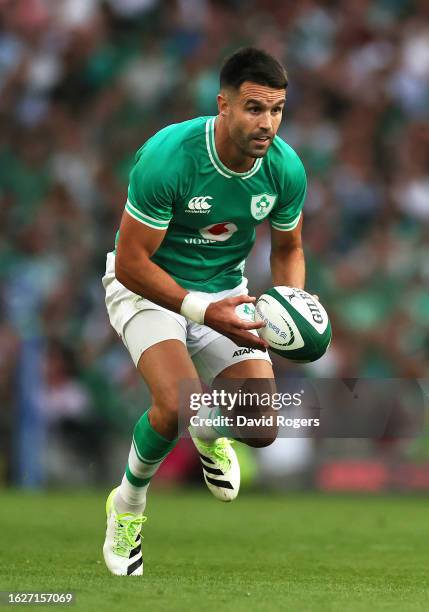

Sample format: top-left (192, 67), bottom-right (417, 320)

top-left (205, 119), bottom-right (231, 178)
top-left (126, 199), bottom-right (171, 227)
top-left (209, 117), bottom-right (261, 178)
top-left (270, 211), bottom-right (302, 231)
top-left (206, 118), bottom-right (262, 180)
top-left (125, 206), bottom-right (168, 229)
top-left (241, 158), bottom-right (262, 179)
top-left (125, 207), bottom-right (169, 230)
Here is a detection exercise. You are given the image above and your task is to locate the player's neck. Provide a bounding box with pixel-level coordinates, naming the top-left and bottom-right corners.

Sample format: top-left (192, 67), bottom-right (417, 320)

top-left (214, 115), bottom-right (256, 173)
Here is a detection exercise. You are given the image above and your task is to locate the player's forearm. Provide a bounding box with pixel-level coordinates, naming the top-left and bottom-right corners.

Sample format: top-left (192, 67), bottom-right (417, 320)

top-left (270, 246), bottom-right (305, 289)
top-left (115, 255), bottom-right (188, 313)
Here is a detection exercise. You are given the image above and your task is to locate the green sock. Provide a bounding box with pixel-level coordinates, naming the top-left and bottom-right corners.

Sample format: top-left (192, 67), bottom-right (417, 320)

top-left (116, 409), bottom-right (179, 511)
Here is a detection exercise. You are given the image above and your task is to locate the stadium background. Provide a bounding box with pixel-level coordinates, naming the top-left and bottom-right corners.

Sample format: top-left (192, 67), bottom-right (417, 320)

top-left (1, 0), bottom-right (429, 509)
top-left (1, 2), bottom-right (428, 609)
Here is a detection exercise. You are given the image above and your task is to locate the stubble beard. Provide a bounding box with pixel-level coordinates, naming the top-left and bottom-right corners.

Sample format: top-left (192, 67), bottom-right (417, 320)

top-left (237, 133), bottom-right (272, 159)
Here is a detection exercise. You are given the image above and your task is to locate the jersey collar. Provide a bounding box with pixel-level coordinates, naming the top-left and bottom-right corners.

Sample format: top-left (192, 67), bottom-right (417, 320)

top-left (205, 117), bottom-right (262, 180)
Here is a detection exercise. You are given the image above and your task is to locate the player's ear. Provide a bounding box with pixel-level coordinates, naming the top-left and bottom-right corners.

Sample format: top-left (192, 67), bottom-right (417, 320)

top-left (217, 91), bottom-right (229, 117)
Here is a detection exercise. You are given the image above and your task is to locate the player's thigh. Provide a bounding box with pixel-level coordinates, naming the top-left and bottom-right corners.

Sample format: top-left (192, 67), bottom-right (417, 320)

top-left (124, 310), bottom-right (201, 413)
top-left (217, 357), bottom-right (277, 419)
top-left (218, 358), bottom-right (274, 379)
top-left (193, 335), bottom-right (278, 446)
top-left (192, 334), bottom-right (273, 384)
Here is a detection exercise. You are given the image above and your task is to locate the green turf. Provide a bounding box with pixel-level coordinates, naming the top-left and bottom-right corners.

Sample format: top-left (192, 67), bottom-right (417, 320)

top-left (0, 489), bottom-right (427, 611)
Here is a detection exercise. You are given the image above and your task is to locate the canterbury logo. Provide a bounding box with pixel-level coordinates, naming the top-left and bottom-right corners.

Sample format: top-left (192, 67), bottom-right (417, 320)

top-left (186, 196), bottom-right (213, 213)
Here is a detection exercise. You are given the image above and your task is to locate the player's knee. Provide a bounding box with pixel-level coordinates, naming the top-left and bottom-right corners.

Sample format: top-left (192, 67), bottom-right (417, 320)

top-left (235, 406), bottom-right (278, 448)
top-left (243, 434), bottom-right (277, 448)
top-left (239, 422), bottom-right (278, 448)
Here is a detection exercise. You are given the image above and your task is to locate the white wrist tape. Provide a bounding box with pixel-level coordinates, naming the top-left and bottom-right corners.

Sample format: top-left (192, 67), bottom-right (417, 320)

top-left (180, 293), bottom-right (209, 324)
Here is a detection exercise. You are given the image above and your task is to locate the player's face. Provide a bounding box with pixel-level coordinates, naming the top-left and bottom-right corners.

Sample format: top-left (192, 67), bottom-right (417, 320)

top-left (224, 82), bottom-right (286, 158)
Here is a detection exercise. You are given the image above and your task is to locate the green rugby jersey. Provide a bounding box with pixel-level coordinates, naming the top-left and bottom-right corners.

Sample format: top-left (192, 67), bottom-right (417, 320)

top-left (115, 116), bottom-right (307, 292)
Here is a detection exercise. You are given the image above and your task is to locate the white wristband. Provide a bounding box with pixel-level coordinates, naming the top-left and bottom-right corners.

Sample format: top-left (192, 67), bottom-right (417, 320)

top-left (180, 293), bottom-right (209, 324)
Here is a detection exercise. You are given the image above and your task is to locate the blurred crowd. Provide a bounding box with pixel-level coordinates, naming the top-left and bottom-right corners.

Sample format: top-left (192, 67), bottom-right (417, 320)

top-left (0, 0), bottom-right (428, 485)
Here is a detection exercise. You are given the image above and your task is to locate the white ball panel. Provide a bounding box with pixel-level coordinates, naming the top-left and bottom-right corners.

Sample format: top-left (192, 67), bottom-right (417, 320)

top-left (255, 294), bottom-right (304, 350)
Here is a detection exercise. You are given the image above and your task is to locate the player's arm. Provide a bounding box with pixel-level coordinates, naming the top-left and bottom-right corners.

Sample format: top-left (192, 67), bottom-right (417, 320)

top-left (270, 214), bottom-right (305, 289)
top-left (269, 151), bottom-right (307, 289)
top-left (115, 211), bottom-right (268, 350)
top-left (115, 212), bottom-right (187, 311)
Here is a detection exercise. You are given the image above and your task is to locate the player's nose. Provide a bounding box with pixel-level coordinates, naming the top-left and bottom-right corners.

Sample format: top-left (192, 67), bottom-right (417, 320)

top-left (258, 112), bottom-right (272, 132)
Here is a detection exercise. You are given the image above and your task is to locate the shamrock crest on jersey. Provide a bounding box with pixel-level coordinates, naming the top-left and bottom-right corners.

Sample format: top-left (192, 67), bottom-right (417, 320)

top-left (250, 194), bottom-right (277, 220)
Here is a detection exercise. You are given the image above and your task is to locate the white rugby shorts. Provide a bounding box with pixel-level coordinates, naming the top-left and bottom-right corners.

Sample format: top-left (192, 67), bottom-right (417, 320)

top-left (102, 251), bottom-right (271, 382)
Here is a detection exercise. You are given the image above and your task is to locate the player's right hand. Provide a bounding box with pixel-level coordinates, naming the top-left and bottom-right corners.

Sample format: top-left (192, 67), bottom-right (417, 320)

top-left (204, 295), bottom-right (269, 351)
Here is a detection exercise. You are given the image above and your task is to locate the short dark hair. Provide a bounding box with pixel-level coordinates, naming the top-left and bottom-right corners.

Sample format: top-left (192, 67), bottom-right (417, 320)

top-left (220, 47), bottom-right (288, 91)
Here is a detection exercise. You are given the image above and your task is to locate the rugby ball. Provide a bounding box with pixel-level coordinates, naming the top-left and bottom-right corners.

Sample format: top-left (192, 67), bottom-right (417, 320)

top-left (254, 287), bottom-right (332, 362)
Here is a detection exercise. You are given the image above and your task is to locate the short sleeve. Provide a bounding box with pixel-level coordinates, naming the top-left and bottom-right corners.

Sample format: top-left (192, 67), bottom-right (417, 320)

top-left (124, 146), bottom-right (176, 230)
top-left (269, 155), bottom-right (307, 231)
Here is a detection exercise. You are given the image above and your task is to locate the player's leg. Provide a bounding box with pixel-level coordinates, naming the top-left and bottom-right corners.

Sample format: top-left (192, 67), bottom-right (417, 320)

top-left (115, 317), bottom-right (200, 513)
top-left (189, 333), bottom-right (275, 501)
top-left (191, 335), bottom-right (276, 446)
top-left (103, 310), bottom-right (201, 576)
top-left (216, 358), bottom-right (278, 448)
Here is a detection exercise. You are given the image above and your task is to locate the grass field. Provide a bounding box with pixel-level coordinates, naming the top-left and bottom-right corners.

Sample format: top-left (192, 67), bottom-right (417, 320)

top-left (0, 489), bottom-right (427, 611)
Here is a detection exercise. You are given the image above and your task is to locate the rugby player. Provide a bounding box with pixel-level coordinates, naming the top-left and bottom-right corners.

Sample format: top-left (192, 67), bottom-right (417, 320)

top-left (102, 47), bottom-right (307, 576)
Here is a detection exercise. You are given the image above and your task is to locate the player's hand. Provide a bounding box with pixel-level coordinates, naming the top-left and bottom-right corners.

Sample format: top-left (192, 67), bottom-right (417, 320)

top-left (204, 295), bottom-right (269, 351)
